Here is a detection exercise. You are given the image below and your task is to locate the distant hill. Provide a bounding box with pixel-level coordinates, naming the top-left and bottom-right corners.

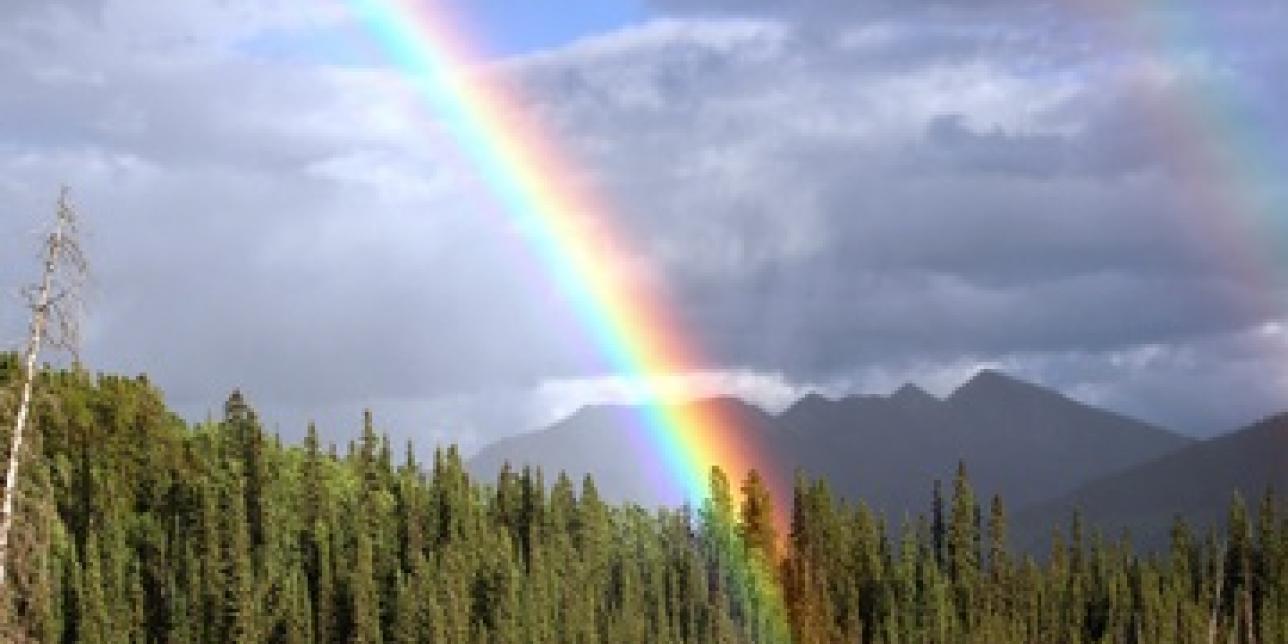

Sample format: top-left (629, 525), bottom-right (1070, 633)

top-left (1014, 411), bottom-right (1288, 551)
top-left (469, 370), bottom-right (1193, 519)
top-left (468, 396), bottom-right (782, 507)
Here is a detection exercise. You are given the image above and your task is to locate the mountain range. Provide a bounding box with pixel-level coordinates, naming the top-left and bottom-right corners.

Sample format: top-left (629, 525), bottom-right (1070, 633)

top-left (469, 370), bottom-right (1285, 549)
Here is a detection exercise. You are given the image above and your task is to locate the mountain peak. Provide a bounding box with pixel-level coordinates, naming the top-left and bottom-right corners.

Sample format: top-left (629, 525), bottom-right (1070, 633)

top-left (560, 395), bottom-right (772, 426)
top-left (950, 369), bottom-right (1053, 403)
top-left (783, 391), bottom-right (833, 414)
top-left (471, 367), bottom-right (1192, 520)
top-left (889, 383), bottom-right (939, 407)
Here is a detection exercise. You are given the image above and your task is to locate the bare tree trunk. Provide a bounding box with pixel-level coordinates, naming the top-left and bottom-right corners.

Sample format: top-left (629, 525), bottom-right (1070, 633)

top-left (0, 188), bottom-right (83, 596)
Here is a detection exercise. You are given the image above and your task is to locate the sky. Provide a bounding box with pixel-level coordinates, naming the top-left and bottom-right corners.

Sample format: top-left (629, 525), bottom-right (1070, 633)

top-left (2, 0), bottom-right (1287, 453)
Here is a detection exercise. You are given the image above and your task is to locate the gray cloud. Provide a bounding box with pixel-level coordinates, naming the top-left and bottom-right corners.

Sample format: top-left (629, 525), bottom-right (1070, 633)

top-left (1, 1), bottom-right (1286, 450)
top-left (645, 0), bottom-right (1025, 19)
top-left (507, 11), bottom-right (1288, 433)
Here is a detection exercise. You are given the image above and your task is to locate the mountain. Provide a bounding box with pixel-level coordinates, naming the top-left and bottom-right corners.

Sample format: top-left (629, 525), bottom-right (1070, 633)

top-left (469, 370), bottom-right (1193, 517)
top-left (1014, 411), bottom-right (1288, 551)
top-left (469, 396), bottom-right (783, 507)
top-left (777, 369), bottom-right (1191, 514)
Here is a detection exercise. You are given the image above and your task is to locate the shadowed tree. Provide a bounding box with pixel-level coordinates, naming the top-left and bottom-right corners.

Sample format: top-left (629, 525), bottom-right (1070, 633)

top-left (739, 469), bottom-right (778, 565)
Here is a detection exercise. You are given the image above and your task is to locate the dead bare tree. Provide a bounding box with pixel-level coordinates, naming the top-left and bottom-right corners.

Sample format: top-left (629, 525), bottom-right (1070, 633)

top-left (0, 187), bottom-right (86, 596)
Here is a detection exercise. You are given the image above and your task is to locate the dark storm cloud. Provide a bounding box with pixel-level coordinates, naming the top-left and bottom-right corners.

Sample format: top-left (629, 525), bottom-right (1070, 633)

top-left (510, 10), bottom-right (1288, 433)
top-left (2, 0), bottom-right (1287, 445)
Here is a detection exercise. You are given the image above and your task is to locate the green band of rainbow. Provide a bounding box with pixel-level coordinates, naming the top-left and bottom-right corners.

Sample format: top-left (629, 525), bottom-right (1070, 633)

top-left (348, 0), bottom-right (787, 521)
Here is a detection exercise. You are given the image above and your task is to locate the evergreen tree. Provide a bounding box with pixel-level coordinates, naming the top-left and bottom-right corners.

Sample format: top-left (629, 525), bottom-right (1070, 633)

top-left (347, 529), bottom-right (382, 644)
top-left (78, 536), bottom-right (109, 644)
top-left (313, 527), bottom-right (336, 644)
top-left (932, 478), bottom-right (946, 570)
top-left (222, 477), bottom-right (257, 644)
top-left (390, 572), bottom-right (417, 644)
top-left (0, 358), bottom-right (1282, 644)
top-left (948, 461), bottom-right (978, 625)
top-left (738, 469), bottom-right (778, 565)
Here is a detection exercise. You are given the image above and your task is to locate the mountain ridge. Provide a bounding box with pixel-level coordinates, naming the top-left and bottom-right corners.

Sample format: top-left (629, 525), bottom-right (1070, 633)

top-left (1014, 410), bottom-right (1288, 550)
top-left (469, 370), bottom-right (1193, 521)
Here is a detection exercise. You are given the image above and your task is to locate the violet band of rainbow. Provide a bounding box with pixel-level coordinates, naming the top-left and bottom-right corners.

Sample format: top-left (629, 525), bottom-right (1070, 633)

top-left (348, 0), bottom-right (789, 526)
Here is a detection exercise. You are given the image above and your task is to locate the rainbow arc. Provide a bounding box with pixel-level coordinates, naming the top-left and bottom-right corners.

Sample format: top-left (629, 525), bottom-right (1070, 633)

top-left (349, 0), bottom-right (787, 538)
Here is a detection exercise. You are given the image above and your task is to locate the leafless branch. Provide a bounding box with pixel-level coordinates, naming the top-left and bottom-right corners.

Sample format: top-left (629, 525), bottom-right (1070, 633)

top-left (0, 186), bottom-right (88, 607)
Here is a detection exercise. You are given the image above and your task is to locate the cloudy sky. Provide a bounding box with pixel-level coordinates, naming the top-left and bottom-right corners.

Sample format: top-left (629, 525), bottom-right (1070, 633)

top-left (2, 0), bottom-right (1287, 452)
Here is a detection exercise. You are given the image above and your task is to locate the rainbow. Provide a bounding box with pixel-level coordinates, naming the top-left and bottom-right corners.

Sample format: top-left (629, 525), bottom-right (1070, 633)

top-left (1073, 3), bottom-right (1288, 360)
top-left (351, 0), bottom-right (792, 637)
top-left (344, 2), bottom-right (1284, 640)
top-left (347, 0), bottom-right (789, 551)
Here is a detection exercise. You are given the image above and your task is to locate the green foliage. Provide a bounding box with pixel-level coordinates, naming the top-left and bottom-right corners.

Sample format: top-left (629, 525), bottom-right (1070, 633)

top-left (0, 360), bottom-right (1282, 643)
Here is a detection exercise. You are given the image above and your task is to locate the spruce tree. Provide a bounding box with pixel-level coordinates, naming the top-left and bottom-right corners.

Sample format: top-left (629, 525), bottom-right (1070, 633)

top-left (313, 527), bottom-right (336, 644)
top-left (947, 461), bottom-right (978, 625)
top-left (987, 494), bottom-right (1010, 614)
top-left (738, 468), bottom-right (778, 565)
top-left (932, 478), bottom-right (946, 570)
top-left (348, 528), bottom-right (382, 644)
top-left (78, 536), bottom-right (109, 644)
top-left (390, 572), bottom-right (418, 644)
top-left (222, 477), bottom-right (257, 644)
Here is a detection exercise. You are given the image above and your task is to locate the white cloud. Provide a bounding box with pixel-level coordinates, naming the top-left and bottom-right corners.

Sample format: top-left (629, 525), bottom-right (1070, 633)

top-left (529, 368), bottom-right (817, 427)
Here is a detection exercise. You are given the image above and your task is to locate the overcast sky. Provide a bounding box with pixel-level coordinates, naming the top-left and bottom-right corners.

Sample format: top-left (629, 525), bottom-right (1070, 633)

top-left (2, 0), bottom-right (1287, 452)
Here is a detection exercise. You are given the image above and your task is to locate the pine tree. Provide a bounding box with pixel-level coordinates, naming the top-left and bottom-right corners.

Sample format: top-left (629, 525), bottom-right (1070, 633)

top-left (397, 441), bottom-right (426, 570)
top-left (78, 536), bottom-right (109, 644)
top-left (390, 571), bottom-right (418, 644)
top-left (313, 527), bottom-right (336, 644)
top-left (283, 568), bottom-right (314, 644)
top-left (435, 547), bottom-right (471, 644)
top-left (348, 527), bottom-right (382, 644)
top-left (302, 422), bottom-right (326, 533)
top-left (948, 461), bottom-right (978, 625)
top-left (224, 391), bottom-right (268, 558)
top-left (1226, 492), bottom-right (1254, 640)
top-left (738, 468), bottom-right (778, 565)
top-left (932, 478), bottom-right (946, 570)
top-left (222, 477), bottom-right (257, 644)
top-left (1255, 487), bottom-right (1277, 605)
top-left (5, 356), bottom-right (1288, 644)
top-left (987, 494), bottom-right (1010, 614)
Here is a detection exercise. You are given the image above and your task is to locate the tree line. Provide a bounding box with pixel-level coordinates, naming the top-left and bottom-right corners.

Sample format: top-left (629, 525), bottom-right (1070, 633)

top-left (0, 357), bottom-right (1284, 643)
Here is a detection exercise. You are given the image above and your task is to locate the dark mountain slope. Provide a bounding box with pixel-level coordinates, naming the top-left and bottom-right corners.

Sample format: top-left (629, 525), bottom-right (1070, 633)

top-left (469, 370), bottom-right (1193, 517)
top-left (944, 370), bottom-right (1191, 507)
top-left (777, 370), bottom-right (1190, 514)
top-left (1015, 412), bottom-right (1288, 551)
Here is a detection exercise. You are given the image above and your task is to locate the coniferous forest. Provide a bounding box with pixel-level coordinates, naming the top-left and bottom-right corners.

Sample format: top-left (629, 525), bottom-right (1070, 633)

top-left (1, 355), bottom-right (1286, 643)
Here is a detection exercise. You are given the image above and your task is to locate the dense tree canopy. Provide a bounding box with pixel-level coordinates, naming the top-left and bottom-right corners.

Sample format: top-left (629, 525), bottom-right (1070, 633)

top-left (0, 356), bottom-right (1284, 643)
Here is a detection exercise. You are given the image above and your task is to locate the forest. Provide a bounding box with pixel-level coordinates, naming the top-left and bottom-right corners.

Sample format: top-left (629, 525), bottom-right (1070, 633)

top-left (0, 355), bottom-right (1285, 643)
